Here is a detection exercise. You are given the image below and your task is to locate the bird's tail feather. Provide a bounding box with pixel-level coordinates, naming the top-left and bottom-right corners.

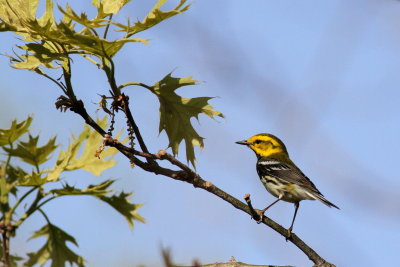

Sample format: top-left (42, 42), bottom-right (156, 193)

top-left (307, 192), bottom-right (340, 209)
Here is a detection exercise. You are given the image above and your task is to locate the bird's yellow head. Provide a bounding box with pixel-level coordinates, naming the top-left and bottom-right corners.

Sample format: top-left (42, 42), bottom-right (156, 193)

top-left (236, 133), bottom-right (289, 158)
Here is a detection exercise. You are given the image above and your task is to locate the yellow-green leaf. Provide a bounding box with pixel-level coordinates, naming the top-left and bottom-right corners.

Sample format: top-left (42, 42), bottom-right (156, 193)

top-left (115, 0), bottom-right (190, 37)
top-left (0, 0), bottom-right (40, 32)
top-left (38, 0), bottom-right (56, 28)
top-left (102, 0), bottom-right (131, 15)
top-left (58, 4), bottom-right (108, 28)
top-left (49, 117), bottom-right (117, 177)
top-left (0, 117), bottom-right (32, 146)
top-left (66, 118), bottom-right (116, 175)
top-left (12, 42), bottom-right (67, 70)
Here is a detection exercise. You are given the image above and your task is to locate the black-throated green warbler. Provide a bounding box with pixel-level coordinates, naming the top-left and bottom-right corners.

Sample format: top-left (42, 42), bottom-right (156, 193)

top-left (236, 133), bottom-right (339, 234)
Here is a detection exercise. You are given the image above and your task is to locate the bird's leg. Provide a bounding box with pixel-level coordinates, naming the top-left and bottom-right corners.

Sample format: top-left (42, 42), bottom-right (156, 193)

top-left (286, 201), bottom-right (300, 240)
top-left (256, 194), bottom-right (283, 223)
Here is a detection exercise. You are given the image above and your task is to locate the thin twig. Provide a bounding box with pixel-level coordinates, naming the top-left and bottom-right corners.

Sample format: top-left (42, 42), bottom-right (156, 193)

top-left (156, 150), bottom-right (194, 174)
top-left (243, 193), bottom-right (262, 221)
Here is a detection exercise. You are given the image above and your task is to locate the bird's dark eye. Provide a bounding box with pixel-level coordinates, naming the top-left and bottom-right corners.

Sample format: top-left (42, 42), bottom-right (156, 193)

top-left (254, 140), bottom-right (262, 144)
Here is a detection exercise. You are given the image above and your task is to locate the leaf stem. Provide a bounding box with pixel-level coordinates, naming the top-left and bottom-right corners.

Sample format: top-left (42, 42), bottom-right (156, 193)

top-left (37, 208), bottom-right (51, 224)
top-left (118, 82), bottom-right (152, 91)
top-left (14, 194), bottom-right (58, 228)
top-left (0, 143), bottom-right (13, 217)
top-left (40, 71), bottom-right (68, 94)
top-left (103, 15), bottom-right (113, 39)
top-left (59, 45), bottom-right (77, 101)
top-left (80, 54), bottom-right (102, 69)
top-left (14, 187), bottom-right (44, 228)
top-left (8, 186), bottom-right (37, 221)
top-left (4, 143), bottom-right (13, 170)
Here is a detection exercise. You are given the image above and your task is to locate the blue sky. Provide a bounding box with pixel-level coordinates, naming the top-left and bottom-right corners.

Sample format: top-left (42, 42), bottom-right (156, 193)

top-left (1, 0), bottom-right (399, 266)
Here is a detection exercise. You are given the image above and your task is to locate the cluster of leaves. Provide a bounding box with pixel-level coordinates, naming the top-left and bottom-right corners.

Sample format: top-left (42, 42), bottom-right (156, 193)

top-left (0, 117), bottom-right (144, 266)
top-left (0, 0), bottom-right (223, 167)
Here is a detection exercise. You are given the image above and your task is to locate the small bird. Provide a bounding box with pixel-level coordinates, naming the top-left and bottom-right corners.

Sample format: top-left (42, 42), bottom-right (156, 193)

top-left (236, 133), bottom-right (339, 235)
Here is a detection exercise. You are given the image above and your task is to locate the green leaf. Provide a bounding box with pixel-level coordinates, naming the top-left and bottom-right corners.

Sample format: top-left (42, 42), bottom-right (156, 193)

top-left (5, 165), bottom-right (26, 195)
top-left (3, 135), bottom-right (57, 167)
top-left (115, 0), bottom-right (190, 37)
top-left (18, 171), bottom-right (50, 186)
top-left (50, 180), bottom-right (114, 196)
top-left (58, 4), bottom-right (108, 29)
top-left (6, 160), bottom-right (51, 188)
top-left (146, 73), bottom-right (223, 167)
top-left (39, 18), bottom-right (147, 58)
top-left (2, 0), bottom-right (182, 73)
top-left (50, 180), bottom-right (144, 228)
top-left (98, 192), bottom-right (145, 228)
top-left (0, 117), bottom-right (32, 146)
top-left (25, 223), bottom-right (85, 267)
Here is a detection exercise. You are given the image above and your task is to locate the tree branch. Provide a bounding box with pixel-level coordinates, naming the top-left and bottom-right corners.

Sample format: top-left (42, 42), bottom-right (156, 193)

top-left (0, 221), bottom-right (13, 267)
top-left (178, 263), bottom-right (292, 267)
top-left (163, 252), bottom-right (293, 267)
top-left (60, 93), bottom-right (335, 267)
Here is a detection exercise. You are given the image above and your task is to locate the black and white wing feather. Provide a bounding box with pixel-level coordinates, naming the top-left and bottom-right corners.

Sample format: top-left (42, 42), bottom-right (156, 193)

top-left (256, 158), bottom-right (320, 193)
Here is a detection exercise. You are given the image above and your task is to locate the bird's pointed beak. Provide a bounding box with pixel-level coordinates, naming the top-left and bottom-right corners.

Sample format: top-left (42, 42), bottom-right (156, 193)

top-left (236, 140), bottom-right (250, 146)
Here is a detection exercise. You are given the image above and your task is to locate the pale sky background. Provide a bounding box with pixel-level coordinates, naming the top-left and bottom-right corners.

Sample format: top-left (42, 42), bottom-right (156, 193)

top-left (1, 0), bottom-right (400, 266)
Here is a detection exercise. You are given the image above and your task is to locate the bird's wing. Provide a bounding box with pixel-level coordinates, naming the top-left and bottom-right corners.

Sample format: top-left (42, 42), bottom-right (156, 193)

top-left (256, 158), bottom-right (322, 195)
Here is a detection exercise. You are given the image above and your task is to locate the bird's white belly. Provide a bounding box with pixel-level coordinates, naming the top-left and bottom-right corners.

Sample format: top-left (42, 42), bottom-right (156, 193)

top-left (261, 176), bottom-right (315, 203)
